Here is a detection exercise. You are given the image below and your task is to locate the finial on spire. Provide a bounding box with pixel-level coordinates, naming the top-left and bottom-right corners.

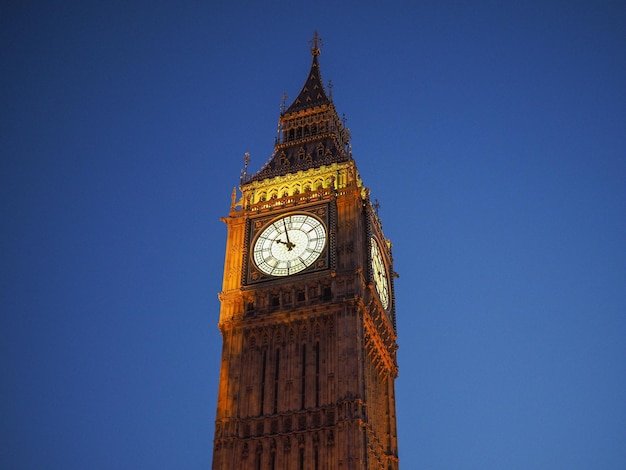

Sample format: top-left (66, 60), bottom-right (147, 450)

top-left (310, 30), bottom-right (322, 56)
top-left (280, 90), bottom-right (287, 114)
top-left (373, 198), bottom-right (381, 217)
top-left (240, 152), bottom-right (251, 184)
top-left (328, 80), bottom-right (333, 99)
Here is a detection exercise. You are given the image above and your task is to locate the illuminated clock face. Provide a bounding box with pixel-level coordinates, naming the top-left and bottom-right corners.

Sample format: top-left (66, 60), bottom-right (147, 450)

top-left (371, 237), bottom-right (390, 310)
top-left (253, 214), bottom-right (327, 276)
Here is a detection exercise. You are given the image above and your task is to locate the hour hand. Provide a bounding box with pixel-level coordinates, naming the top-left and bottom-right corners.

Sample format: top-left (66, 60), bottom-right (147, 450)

top-left (275, 238), bottom-right (295, 250)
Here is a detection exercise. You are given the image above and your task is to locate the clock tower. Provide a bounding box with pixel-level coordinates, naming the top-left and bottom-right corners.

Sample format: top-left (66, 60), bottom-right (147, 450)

top-left (212, 34), bottom-right (399, 470)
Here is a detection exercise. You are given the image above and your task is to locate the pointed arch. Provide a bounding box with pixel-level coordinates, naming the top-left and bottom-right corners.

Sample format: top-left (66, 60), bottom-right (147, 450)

top-left (288, 327), bottom-right (296, 344)
top-left (274, 327), bottom-right (283, 345)
top-left (326, 319), bottom-right (335, 338)
top-left (300, 324), bottom-right (309, 343)
top-left (313, 322), bottom-right (322, 339)
top-left (316, 143), bottom-right (324, 158)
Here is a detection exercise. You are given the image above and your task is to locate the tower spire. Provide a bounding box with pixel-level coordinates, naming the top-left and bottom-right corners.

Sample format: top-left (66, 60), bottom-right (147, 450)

top-left (248, 35), bottom-right (351, 182)
top-left (284, 32), bottom-right (331, 115)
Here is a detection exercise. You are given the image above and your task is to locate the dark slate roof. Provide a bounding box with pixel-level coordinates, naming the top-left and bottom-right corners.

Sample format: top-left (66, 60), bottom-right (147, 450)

top-left (243, 36), bottom-right (351, 184)
top-left (284, 54), bottom-right (331, 114)
top-left (246, 135), bottom-right (349, 182)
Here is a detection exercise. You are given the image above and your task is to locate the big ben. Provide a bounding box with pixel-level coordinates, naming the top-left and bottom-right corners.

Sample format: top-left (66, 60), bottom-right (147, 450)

top-left (212, 34), bottom-right (399, 470)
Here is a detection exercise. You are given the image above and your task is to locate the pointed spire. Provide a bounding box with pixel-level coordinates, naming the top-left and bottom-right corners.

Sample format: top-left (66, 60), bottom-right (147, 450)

top-left (246, 34), bottom-right (351, 183)
top-left (284, 32), bottom-right (331, 114)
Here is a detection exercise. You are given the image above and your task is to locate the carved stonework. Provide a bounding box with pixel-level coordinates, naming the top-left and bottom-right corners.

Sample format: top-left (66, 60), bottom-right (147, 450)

top-left (213, 38), bottom-right (399, 470)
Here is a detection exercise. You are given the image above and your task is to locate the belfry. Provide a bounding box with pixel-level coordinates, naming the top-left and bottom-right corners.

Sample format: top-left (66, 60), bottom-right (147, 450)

top-left (212, 33), bottom-right (399, 469)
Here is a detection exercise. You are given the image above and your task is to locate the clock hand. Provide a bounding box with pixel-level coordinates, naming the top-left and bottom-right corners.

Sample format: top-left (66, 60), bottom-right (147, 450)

top-left (275, 239), bottom-right (296, 250)
top-left (282, 219), bottom-right (295, 250)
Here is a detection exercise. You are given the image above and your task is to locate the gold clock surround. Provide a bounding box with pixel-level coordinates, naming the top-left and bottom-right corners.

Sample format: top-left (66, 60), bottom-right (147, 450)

top-left (247, 205), bottom-right (330, 284)
top-left (252, 213), bottom-right (327, 277)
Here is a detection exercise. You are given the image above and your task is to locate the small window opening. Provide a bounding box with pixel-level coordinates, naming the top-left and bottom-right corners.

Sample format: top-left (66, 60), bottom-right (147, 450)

top-left (323, 286), bottom-right (331, 301)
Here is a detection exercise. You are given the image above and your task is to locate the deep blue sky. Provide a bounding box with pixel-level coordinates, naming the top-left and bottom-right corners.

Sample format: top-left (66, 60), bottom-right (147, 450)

top-left (2, 1), bottom-right (625, 469)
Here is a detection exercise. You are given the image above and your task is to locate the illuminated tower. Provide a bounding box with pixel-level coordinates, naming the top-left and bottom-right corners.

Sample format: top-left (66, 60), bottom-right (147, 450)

top-left (212, 34), bottom-right (399, 470)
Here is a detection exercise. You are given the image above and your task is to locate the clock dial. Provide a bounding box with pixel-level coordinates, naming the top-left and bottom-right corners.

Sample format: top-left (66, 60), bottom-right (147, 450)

top-left (370, 237), bottom-right (390, 310)
top-left (253, 214), bottom-right (327, 276)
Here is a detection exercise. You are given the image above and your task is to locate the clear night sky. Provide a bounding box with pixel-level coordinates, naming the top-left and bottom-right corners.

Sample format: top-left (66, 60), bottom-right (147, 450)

top-left (2, 2), bottom-right (625, 469)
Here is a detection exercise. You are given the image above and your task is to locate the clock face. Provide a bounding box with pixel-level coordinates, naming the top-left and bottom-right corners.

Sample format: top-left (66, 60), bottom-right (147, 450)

top-left (370, 237), bottom-right (390, 310)
top-left (253, 214), bottom-right (327, 277)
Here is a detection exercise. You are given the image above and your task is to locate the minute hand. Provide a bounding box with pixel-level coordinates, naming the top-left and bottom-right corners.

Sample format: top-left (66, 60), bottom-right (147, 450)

top-left (282, 219), bottom-right (295, 250)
